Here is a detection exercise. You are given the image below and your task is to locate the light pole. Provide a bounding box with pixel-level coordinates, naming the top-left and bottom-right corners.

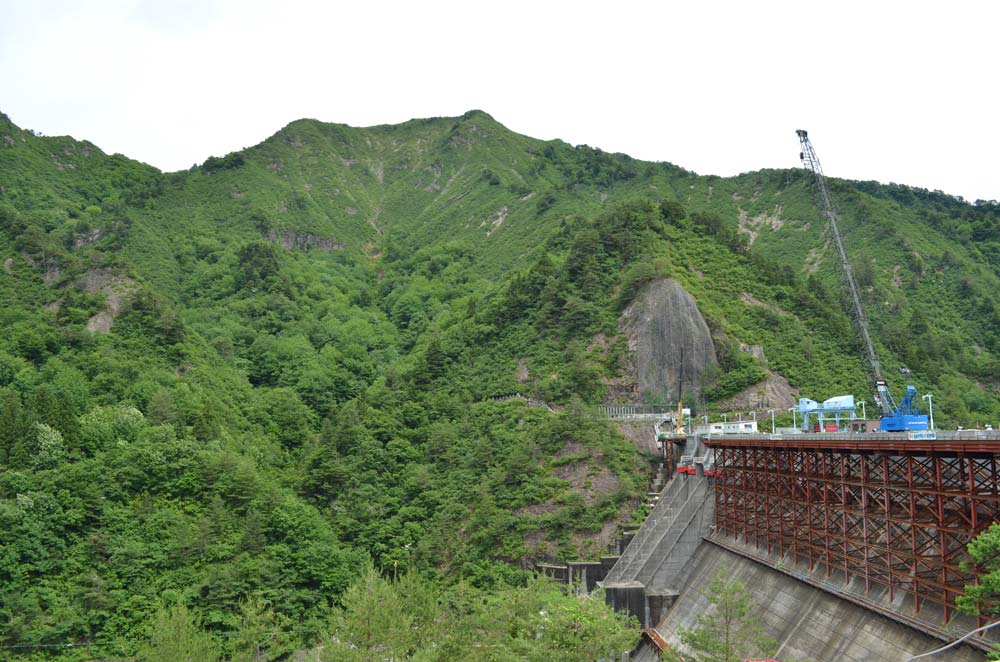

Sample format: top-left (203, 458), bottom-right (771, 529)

top-left (922, 393), bottom-right (935, 431)
top-left (702, 414), bottom-right (709, 425)
top-left (858, 401), bottom-right (866, 421)
top-left (790, 407), bottom-right (797, 430)
top-left (768, 409), bottom-right (776, 434)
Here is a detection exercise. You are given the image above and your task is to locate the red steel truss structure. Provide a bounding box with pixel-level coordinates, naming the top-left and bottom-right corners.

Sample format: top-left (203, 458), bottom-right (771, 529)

top-left (708, 435), bottom-right (1000, 623)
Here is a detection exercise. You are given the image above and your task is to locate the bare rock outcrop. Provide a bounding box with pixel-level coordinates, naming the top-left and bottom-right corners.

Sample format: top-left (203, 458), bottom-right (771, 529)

top-left (82, 268), bottom-right (136, 333)
top-left (267, 229), bottom-right (345, 252)
top-left (713, 370), bottom-right (799, 412)
top-left (615, 423), bottom-right (660, 456)
top-left (74, 227), bottom-right (105, 247)
top-left (620, 278), bottom-right (718, 402)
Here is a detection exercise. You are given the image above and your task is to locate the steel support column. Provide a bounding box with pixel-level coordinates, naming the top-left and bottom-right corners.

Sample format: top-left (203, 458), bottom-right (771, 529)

top-left (710, 437), bottom-right (1000, 621)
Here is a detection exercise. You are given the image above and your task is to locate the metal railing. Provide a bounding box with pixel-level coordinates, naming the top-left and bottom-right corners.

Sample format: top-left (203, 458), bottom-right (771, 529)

top-left (602, 405), bottom-right (677, 422)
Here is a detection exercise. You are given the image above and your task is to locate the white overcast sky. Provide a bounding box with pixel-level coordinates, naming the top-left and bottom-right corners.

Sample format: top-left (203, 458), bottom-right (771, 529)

top-left (2, 0), bottom-right (997, 202)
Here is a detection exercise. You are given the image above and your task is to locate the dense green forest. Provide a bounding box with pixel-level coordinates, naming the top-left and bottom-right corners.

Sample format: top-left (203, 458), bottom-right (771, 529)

top-left (1, 109), bottom-right (998, 659)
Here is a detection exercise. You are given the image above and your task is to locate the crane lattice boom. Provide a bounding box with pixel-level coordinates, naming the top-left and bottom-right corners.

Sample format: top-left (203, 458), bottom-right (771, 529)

top-left (796, 130), bottom-right (888, 414)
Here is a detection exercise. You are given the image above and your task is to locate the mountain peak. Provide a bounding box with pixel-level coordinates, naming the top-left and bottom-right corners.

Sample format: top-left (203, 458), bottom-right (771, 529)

top-left (460, 109), bottom-right (495, 122)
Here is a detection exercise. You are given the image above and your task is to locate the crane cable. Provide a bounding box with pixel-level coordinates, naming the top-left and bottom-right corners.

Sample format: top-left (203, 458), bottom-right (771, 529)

top-left (903, 618), bottom-right (1000, 660)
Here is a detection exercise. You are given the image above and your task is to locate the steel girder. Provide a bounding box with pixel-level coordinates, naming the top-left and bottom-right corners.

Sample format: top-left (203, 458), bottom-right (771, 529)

top-left (714, 445), bottom-right (1000, 622)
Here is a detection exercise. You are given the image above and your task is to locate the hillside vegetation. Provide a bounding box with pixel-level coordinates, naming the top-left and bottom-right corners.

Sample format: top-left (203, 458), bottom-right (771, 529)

top-left (1, 109), bottom-right (998, 658)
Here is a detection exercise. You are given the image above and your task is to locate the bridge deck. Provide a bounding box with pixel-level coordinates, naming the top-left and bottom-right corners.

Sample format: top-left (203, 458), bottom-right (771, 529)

top-left (704, 431), bottom-right (1000, 453)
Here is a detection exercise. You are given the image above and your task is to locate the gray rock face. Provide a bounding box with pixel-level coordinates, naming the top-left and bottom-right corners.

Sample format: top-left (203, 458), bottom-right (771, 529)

top-left (621, 278), bottom-right (718, 402)
top-left (267, 229), bottom-right (345, 252)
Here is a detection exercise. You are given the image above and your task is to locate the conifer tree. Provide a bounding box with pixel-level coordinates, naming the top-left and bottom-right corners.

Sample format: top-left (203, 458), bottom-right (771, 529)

top-left (134, 602), bottom-right (220, 662)
top-left (958, 522), bottom-right (1000, 660)
top-left (675, 570), bottom-right (777, 662)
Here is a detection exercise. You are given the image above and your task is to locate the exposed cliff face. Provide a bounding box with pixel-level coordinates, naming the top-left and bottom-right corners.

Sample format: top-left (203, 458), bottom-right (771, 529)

top-left (620, 278), bottom-right (718, 402)
top-left (714, 370), bottom-right (798, 412)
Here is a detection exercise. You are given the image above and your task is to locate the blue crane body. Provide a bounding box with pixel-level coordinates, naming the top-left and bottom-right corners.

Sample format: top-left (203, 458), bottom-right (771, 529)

top-left (875, 380), bottom-right (928, 432)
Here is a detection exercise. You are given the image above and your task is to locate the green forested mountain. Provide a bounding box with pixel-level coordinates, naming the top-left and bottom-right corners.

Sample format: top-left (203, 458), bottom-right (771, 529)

top-left (1, 109), bottom-right (998, 658)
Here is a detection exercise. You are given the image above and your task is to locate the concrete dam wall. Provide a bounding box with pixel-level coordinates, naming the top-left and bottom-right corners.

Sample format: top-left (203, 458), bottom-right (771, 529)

top-left (642, 540), bottom-right (986, 661)
top-left (600, 463), bottom-right (988, 660)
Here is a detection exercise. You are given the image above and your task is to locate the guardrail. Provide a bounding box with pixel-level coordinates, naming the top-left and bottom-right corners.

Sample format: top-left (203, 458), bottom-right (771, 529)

top-left (487, 393), bottom-right (554, 411)
top-left (700, 430), bottom-right (1000, 442)
top-left (602, 406), bottom-right (679, 424)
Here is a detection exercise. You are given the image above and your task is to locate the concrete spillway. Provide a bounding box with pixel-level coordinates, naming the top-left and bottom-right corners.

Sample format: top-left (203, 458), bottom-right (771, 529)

top-left (636, 540), bottom-right (986, 661)
top-left (603, 435), bottom-right (716, 628)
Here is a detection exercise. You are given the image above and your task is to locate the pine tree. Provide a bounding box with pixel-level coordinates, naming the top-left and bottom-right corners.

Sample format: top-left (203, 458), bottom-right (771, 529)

top-left (676, 570), bottom-right (777, 662)
top-left (1, 389), bottom-right (37, 469)
top-left (134, 602), bottom-right (220, 662)
top-left (231, 595), bottom-right (290, 662)
top-left (323, 564), bottom-right (413, 661)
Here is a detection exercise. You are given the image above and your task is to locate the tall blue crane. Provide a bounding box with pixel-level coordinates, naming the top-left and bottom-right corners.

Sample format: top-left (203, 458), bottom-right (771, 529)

top-left (796, 130), bottom-right (928, 432)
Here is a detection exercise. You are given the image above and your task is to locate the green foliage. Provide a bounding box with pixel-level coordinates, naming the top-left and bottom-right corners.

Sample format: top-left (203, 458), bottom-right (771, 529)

top-left (323, 568), bottom-right (638, 661)
top-left (78, 404), bottom-right (145, 453)
top-left (2, 110), bottom-right (1000, 660)
top-left (617, 257), bottom-right (673, 309)
top-left (958, 523), bottom-right (1000, 660)
top-left (202, 151), bottom-right (246, 174)
top-left (230, 595), bottom-right (292, 662)
top-left (235, 241), bottom-right (283, 292)
top-left (31, 423), bottom-right (66, 469)
top-left (702, 350), bottom-right (767, 403)
top-left (134, 602), bottom-right (221, 662)
top-left (958, 522), bottom-right (1000, 618)
top-left (325, 564), bottom-right (412, 660)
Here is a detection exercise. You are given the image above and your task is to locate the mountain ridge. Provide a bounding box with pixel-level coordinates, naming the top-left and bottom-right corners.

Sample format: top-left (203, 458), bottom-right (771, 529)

top-left (4, 108), bottom-right (999, 414)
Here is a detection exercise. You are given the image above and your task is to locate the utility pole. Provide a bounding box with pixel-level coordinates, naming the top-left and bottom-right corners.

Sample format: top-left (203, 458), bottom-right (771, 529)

top-left (922, 393), bottom-right (935, 431)
top-left (768, 409), bottom-right (776, 434)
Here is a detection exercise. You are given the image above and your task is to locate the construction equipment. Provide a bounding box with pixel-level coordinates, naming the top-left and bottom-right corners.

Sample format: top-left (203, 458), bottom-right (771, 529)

top-left (796, 130), bottom-right (928, 432)
top-left (875, 382), bottom-right (928, 431)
